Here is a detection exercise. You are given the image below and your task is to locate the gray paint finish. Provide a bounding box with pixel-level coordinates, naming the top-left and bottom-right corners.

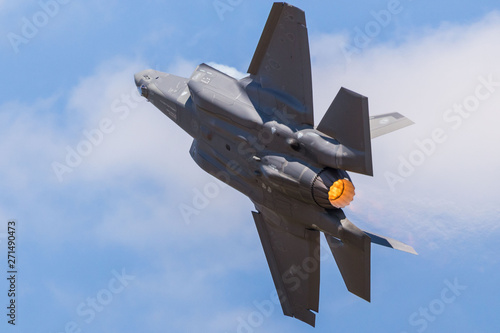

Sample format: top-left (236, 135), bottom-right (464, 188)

top-left (134, 2), bottom-right (415, 327)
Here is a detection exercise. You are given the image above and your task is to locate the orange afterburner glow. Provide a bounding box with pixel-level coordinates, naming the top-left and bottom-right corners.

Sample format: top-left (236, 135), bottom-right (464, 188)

top-left (328, 179), bottom-right (355, 208)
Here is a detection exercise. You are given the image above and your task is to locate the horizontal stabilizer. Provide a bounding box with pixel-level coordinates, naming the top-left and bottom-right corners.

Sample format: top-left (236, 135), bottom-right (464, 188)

top-left (365, 231), bottom-right (418, 255)
top-left (370, 112), bottom-right (414, 139)
top-left (325, 218), bottom-right (371, 302)
top-left (317, 87), bottom-right (373, 176)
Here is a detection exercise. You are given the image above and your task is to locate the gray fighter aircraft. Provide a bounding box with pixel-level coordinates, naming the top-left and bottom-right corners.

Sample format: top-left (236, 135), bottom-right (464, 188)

top-left (134, 2), bottom-right (416, 327)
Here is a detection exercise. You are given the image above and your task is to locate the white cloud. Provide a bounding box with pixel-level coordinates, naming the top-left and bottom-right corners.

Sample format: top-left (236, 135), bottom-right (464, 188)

top-left (2, 11), bottom-right (500, 273)
top-left (207, 62), bottom-right (248, 79)
top-left (2, 7), bottom-right (500, 333)
top-left (310, 12), bottom-right (500, 246)
top-left (0, 57), bottom-right (255, 247)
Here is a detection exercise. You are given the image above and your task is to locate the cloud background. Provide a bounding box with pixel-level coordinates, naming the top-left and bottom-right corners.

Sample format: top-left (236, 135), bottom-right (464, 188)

top-left (1, 0), bottom-right (499, 332)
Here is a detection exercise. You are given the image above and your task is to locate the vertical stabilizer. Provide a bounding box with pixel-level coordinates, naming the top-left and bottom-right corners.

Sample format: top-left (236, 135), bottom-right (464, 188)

top-left (325, 218), bottom-right (371, 302)
top-left (317, 87), bottom-right (373, 176)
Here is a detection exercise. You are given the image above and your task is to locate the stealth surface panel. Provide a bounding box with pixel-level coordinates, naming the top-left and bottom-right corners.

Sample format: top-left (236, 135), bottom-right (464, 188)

top-left (325, 218), bottom-right (371, 302)
top-left (317, 87), bottom-right (373, 176)
top-left (248, 2), bottom-right (314, 126)
top-left (252, 211), bottom-right (320, 326)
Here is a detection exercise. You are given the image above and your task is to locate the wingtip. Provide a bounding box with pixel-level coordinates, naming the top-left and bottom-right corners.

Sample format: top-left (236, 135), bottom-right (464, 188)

top-left (292, 309), bottom-right (316, 327)
top-left (408, 247), bottom-right (418, 255)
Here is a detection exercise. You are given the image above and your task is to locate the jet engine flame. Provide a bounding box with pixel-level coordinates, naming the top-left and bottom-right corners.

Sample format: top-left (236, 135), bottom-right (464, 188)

top-left (312, 168), bottom-right (355, 209)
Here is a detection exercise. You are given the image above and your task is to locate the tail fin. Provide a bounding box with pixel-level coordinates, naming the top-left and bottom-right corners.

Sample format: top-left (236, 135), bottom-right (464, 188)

top-left (325, 217), bottom-right (417, 302)
top-left (317, 87), bottom-right (373, 176)
top-left (325, 218), bottom-right (371, 301)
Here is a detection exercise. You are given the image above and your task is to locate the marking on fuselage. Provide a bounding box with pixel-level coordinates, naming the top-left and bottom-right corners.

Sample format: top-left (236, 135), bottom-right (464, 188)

top-left (261, 182), bottom-right (272, 193)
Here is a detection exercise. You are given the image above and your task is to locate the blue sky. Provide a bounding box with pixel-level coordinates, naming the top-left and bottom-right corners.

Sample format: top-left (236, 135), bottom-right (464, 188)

top-left (1, 1), bottom-right (500, 332)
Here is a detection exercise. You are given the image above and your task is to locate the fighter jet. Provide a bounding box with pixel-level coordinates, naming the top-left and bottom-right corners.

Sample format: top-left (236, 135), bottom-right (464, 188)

top-left (134, 2), bottom-right (416, 327)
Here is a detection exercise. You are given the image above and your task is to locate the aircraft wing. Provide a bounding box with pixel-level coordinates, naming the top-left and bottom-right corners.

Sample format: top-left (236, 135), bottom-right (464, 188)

top-left (252, 211), bottom-right (320, 327)
top-left (248, 2), bottom-right (314, 126)
top-left (370, 112), bottom-right (414, 139)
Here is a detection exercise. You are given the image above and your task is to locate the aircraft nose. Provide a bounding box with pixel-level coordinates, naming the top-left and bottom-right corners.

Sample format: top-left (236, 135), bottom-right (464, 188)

top-left (134, 70), bottom-right (155, 98)
top-left (134, 69), bottom-right (155, 86)
top-left (134, 71), bottom-right (146, 87)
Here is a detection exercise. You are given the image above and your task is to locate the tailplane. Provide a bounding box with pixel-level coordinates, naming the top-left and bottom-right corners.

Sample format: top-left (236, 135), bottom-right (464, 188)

top-left (364, 231), bottom-right (417, 255)
top-left (370, 112), bottom-right (414, 139)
